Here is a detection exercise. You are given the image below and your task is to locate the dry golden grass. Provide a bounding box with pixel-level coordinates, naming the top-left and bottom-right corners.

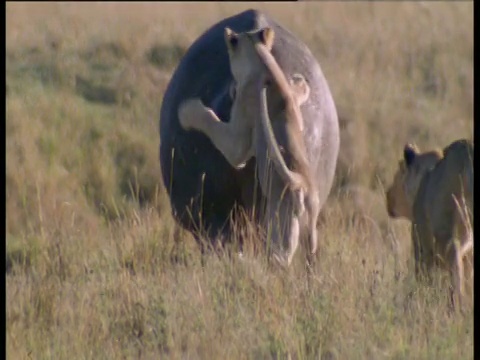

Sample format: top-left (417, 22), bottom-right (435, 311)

top-left (6, 2), bottom-right (473, 359)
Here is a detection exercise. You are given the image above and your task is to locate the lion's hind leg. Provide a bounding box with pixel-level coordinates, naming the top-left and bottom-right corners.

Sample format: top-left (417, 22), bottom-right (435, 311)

top-left (303, 192), bottom-right (320, 270)
top-left (447, 240), bottom-right (467, 313)
top-left (412, 222), bottom-right (435, 283)
top-left (453, 232), bottom-right (474, 312)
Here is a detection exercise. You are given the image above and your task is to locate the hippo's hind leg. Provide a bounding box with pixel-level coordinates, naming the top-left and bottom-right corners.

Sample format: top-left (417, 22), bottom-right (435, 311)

top-left (179, 98), bottom-right (252, 169)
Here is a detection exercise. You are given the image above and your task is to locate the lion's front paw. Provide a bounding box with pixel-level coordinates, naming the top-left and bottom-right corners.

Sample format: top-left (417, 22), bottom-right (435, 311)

top-left (178, 98), bottom-right (205, 130)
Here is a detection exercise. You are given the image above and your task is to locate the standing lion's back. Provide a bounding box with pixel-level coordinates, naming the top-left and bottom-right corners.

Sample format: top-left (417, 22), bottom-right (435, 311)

top-left (420, 139), bottom-right (474, 243)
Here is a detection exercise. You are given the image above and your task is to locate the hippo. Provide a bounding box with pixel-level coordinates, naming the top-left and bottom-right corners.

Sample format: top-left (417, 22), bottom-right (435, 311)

top-left (159, 9), bottom-right (339, 253)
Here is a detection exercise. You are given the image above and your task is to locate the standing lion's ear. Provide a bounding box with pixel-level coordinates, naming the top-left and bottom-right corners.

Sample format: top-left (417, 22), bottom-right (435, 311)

top-left (224, 27), bottom-right (239, 51)
top-left (404, 143), bottom-right (419, 167)
top-left (258, 27), bottom-right (275, 50)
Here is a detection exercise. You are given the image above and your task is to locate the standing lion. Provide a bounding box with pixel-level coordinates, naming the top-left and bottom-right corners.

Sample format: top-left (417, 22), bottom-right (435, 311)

top-left (386, 138), bottom-right (473, 311)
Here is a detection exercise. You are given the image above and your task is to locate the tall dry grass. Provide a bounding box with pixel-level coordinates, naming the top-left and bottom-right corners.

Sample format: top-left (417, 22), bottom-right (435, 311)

top-left (6, 2), bottom-right (473, 359)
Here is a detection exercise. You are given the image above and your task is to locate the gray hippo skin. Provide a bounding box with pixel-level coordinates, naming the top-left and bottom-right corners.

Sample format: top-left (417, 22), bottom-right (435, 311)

top-left (159, 9), bottom-right (339, 248)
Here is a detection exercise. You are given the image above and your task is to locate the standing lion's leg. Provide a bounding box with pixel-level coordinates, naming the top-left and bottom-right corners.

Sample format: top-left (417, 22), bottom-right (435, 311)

top-left (453, 231), bottom-right (473, 311)
top-left (412, 224), bottom-right (425, 279)
top-left (412, 223), bottom-right (435, 282)
top-left (178, 98), bottom-right (252, 168)
top-left (460, 234), bottom-right (474, 285)
top-left (447, 241), bottom-right (465, 312)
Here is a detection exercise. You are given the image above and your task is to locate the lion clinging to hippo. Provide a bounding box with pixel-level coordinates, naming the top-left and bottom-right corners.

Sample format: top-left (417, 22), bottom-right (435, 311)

top-left (179, 26), bottom-right (321, 267)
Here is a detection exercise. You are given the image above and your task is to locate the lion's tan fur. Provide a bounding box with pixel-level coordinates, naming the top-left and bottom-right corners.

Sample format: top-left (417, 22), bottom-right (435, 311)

top-left (386, 139), bottom-right (474, 311)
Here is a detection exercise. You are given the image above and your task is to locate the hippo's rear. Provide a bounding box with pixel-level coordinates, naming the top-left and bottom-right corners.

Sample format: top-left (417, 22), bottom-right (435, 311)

top-left (159, 9), bottom-right (339, 246)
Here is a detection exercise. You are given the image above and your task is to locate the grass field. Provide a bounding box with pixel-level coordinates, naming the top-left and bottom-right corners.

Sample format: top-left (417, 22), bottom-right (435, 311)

top-left (6, 2), bottom-right (473, 359)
